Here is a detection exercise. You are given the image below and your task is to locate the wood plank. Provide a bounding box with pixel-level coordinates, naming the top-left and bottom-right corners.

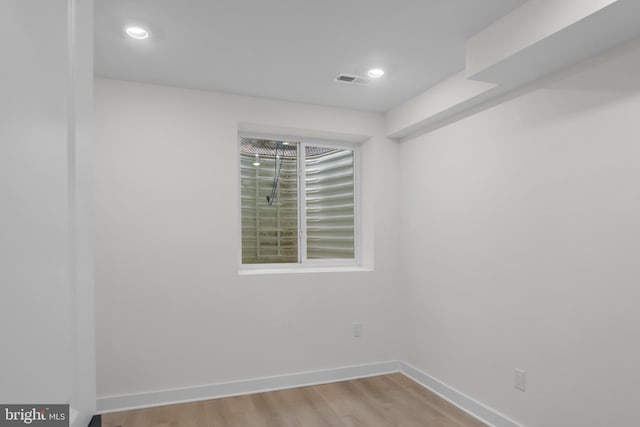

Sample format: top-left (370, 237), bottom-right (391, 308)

top-left (102, 374), bottom-right (487, 427)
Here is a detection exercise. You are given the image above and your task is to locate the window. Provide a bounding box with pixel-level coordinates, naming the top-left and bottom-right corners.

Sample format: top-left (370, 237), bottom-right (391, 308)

top-left (240, 136), bottom-right (358, 267)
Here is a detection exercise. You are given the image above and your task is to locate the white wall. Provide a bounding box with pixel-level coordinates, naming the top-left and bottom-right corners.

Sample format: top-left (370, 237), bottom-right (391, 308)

top-left (71, 0), bottom-right (98, 423)
top-left (94, 29), bottom-right (640, 427)
top-left (0, 0), bottom-right (72, 403)
top-left (0, 1), bottom-right (95, 425)
top-left (95, 79), bottom-right (402, 397)
top-left (400, 40), bottom-right (640, 427)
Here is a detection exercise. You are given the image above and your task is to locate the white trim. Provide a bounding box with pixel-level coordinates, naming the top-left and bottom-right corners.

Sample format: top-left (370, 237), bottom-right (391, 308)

top-left (399, 362), bottom-right (524, 427)
top-left (236, 133), bottom-right (243, 267)
top-left (239, 132), bottom-right (362, 151)
top-left (238, 266), bottom-right (372, 275)
top-left (352, 145), bottom-right (361, 265)
top-left (298, 142), bottom-right (307, 262)
top-left (97, 361), bottom-right (400, 414)
top-left (66, 0), bottom-right (79, 408)
top-left (67, 1), bottom-right (98, 426)
top-left (68, 408), bottom-right (80, 427)
top-left (237, 123), bottom-right (371, 145)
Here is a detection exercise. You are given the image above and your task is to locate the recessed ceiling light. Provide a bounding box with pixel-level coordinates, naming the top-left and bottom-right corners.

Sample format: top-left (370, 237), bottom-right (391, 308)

top-left (367, 68), bottom-right (385, 79)
top-left (126, 26), bottom-right (149, 40)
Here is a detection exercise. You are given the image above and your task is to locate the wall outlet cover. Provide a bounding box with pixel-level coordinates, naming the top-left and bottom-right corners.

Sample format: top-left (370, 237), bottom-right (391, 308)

top-left (514, 368), bottom-right (526, 392)
top-left (352, 322), bottom-right (363, 338)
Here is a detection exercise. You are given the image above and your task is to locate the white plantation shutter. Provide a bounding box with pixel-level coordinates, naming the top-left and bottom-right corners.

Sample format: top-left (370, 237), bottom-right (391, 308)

top-left (305, 147), bottom-right (355, 259)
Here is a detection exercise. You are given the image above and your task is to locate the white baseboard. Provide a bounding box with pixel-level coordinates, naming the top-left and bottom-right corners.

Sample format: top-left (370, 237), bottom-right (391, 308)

top-left (97, 360), bottom-right (400, 413)
top-left (399, 362), bottom-right (523, 427)
top-left (98, 360), bottom-right (523, 427)
top-left (68, 407), bottom-right (79, 427)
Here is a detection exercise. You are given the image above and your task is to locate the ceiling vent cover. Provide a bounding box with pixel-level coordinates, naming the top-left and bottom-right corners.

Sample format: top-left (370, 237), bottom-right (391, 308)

top-left (334, 74), bottom-right (369, 85)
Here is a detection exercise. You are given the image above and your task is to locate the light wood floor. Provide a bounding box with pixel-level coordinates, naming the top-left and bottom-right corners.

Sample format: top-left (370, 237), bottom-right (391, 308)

top-left (103, 373), bottom-right (486, 427)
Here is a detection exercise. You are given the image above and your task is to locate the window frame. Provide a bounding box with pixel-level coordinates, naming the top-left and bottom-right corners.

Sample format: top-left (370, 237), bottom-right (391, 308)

top-left (238, 132), bottom-right (361, 272)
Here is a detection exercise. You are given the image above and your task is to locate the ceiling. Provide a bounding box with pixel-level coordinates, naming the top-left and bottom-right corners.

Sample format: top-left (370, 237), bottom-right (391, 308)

top-left (94, 0), bottom-right (525, 113)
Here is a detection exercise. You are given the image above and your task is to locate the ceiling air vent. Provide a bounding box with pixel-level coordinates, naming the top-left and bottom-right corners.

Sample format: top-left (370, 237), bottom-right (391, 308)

top-left (334, 74), bottom-right (369, 86)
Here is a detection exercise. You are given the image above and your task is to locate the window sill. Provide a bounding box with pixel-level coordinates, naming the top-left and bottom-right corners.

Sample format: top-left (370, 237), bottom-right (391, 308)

top-left (238, 266), bottom-right (373, 276)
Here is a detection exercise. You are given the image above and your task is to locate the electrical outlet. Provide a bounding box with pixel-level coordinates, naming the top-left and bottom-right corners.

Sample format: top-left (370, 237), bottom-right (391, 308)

top-left (514, 369), bottom-right (526, 392)
top-left (352, 322), bottom-right (363, 338)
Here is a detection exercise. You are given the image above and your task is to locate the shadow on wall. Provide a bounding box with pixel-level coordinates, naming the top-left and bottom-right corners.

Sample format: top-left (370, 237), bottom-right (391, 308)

top-left (518, 36), bottom-right (640, 128)
top-left (408, 37), bottom-right (640, 140)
